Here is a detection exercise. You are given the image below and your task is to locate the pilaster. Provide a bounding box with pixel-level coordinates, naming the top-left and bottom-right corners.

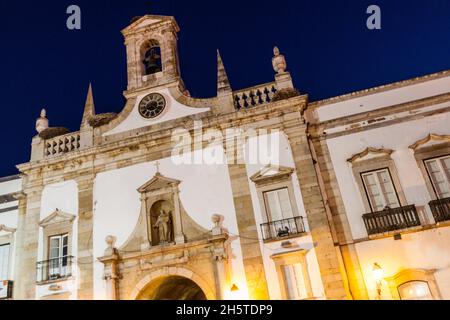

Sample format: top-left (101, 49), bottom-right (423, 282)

top-left (284, 121), bottom-right (348, 300)
top-left (224, 142), bottom-right (269, 300)
top-left (75, 175), bottom-right (95, 300)
top-left (311, 136), bottom-right (368, 299)
top-left (13, 185), bottom-right (42, 300)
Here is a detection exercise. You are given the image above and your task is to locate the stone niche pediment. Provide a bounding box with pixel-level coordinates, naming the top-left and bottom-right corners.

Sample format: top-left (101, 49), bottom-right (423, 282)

top-left (137, 173), bottom-right (180, 194)
top-left (120, 172), bottom-right (208, 253)
top-left (39, 210), bottom-right (76, 228)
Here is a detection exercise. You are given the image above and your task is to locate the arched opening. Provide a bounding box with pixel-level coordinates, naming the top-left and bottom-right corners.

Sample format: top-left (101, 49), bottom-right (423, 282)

top-left (141, 39), bottom-right (162, 75)
top-left (136, 276), bottom-right (207, 300)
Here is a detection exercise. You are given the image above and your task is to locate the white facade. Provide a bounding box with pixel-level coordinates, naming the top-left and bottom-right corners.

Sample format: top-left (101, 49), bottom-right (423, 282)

top-left (3, 14), bottom-right (450, 301)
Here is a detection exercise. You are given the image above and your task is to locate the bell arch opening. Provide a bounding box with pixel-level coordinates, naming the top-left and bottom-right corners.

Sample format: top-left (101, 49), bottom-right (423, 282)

top-left (141, 39), bottom-right (162, 76)
top-left (135, 275), bottom-right (207, 300)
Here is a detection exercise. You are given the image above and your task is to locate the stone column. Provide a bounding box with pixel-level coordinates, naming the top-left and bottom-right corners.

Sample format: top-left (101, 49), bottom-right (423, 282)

top-left (224, 140), bottom-right (269, 300)
top-left (13, 185), bottom-right (42, 300)
top-left (284, 120), bottom-right (348, 300)
top-left (76, 175), bottom-right (95, 300)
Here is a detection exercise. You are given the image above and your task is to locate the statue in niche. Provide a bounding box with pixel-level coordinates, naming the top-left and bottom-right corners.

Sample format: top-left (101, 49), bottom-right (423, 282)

top-left (143, 47), bottom-right (162, 75)
top-left (154, 210), bottom-right (172, 244)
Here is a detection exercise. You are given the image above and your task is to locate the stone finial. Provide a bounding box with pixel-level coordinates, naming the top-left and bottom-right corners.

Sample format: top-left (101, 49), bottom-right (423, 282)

top-left (217, 50), bottom-right (232, 96)
top-left (81, 83), bottom-right (96, 129)
top-left (104, 235), bottom-right (117, 256)
top-left (35, 108), bottom-right (49, 134)
top-left (272, 46), bottom-right (287, 74)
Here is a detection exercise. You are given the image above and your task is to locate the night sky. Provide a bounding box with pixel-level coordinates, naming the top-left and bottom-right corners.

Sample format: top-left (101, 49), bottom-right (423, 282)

top-left (1, 0), bottom-right (449, 176)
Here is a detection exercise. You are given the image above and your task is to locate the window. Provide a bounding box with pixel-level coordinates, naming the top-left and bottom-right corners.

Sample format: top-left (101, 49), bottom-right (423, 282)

top-left (398, 281), bottom-right (433, 300)
top-left (48, 234), bottom-right (68, 280)
top-left (0, 244), bottom-right (10, 280)
top-left (263, 188), bottom-right (294, 222)
top-left (282, 263), bottom-right (308, 300)
top-left (361, 169), bottom-right (400, 212)
top-left (424, 155), bottom-right (450, 199)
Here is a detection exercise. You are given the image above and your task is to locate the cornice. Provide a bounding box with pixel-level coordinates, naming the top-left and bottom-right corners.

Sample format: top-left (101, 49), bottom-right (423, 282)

top-left (309, 69), bottom-right (450, 109)
top-left (17, 99), bottom-right (306, 175)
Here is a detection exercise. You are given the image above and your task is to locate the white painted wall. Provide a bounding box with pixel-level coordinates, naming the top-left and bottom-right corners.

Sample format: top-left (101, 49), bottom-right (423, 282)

top-left (316, 74), bottom-right (450, 122)
top-left (104, 88), bottom-right (211, 137)
top-left (92, 147), bottom-right (247, 299)
top-left (245, 132), bottom-right (325, 300)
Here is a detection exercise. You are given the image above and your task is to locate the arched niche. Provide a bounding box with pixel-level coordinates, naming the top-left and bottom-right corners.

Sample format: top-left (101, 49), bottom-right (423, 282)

top-left (148, 200), bottom-right (174, 246)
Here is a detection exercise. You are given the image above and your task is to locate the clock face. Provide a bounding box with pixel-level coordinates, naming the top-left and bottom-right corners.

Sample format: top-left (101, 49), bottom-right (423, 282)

top-left (138, 93), bottom-right (166, 119)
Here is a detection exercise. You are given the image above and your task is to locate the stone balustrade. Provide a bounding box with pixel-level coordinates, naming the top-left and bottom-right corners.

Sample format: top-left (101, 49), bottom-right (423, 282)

top-left (233, 83), bottom-right (277, 110)
top-left (45, 132), bottom-right (81, 157)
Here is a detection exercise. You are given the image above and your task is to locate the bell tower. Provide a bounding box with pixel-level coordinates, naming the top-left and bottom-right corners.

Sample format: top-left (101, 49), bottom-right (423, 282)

top-left (122, 15), bottom-right (181, 93)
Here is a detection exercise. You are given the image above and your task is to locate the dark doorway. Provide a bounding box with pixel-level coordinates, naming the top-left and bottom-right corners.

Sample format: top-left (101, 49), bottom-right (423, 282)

top-left (136, 276), bottom-right (207, 300)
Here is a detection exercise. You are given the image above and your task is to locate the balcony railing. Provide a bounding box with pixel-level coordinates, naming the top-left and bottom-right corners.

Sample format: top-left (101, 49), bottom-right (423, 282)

top-left (36, 256), bottom-right (74, 283)
top-left (363, 205), bottom-right (421, 236)
top-left (429, 197), bottom-right (450, 223)
top-left (260, 216), bottom-right (306, 241)
top-left (0, 281), bottom-right (13, 300)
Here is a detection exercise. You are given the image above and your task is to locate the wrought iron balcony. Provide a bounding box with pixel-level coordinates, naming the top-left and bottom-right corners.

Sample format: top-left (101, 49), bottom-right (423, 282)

top-left (429, 197), bottom-right (450, 223)
top-left (363, 205), bottom-right (421, 236)
top-left (260, 216), bottom-right (306, 241)
top-left (0, 280), bottom-right (13, 300)
top-left (36, 256), bottom-right (74, 283)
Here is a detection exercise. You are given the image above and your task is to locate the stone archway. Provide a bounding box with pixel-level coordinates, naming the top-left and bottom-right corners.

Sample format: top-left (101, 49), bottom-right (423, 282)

top-left (136, 276), bottom-right (207, 300)
top-left (129, 267), bottom-right (216, 300)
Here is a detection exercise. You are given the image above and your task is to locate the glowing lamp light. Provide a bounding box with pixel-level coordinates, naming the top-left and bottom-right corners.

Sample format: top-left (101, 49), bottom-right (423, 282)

top-left (226, 283), bottom-right (245, 300)
top-left (372, 263), bottom-right (384, 281)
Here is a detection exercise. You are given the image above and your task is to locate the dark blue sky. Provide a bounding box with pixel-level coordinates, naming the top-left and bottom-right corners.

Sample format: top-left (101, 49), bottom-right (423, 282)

top-left (1, 0), bottom-right (449, 176)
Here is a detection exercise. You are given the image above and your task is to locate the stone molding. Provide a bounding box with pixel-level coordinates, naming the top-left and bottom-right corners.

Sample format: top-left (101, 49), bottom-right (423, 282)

top-left (347, 147), bottom-right (394, 163)
top-left (39, 210), bottom-right (76, 228)
top-left (0, 224), bottom-right (16, 234)
top-left (408, 133), bottom-right (450, 151)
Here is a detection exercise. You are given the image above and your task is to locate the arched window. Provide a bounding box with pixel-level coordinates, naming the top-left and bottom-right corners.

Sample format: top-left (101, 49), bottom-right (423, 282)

top-left (398, 281), bottom-right (433, 300)
top-left (386, 269), bottom-right (440, 300)
top-left (142, 40), bottom-right (162, 75)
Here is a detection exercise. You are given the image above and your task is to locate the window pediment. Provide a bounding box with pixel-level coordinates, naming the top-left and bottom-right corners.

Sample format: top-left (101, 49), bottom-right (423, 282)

top-left (137, 172), bottom-right (181, 193)
top-left (250, 165), bottom-right (294, 185)
top-left (0, 224), bottom-right (16, 234)
top-left (347, 147), bottom-right (394, 163)
top-left (39, 210), bottom-right (76, 228)
top-left (409, 134), bottom-right (450, 151)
